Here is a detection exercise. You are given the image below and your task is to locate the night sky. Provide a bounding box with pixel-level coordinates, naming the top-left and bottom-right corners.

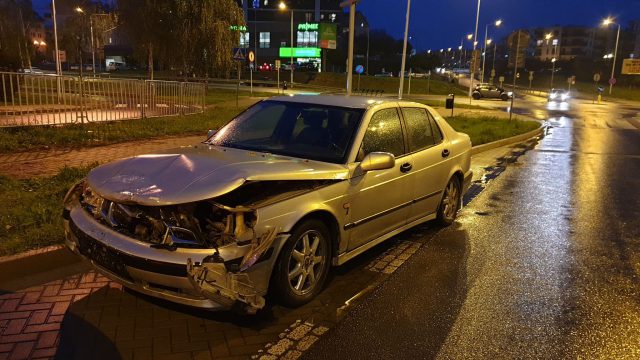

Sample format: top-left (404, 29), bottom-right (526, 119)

top-left (32, 0), bottom-right (640, 51)
top-left (358, 0), bottom-right (640, 51)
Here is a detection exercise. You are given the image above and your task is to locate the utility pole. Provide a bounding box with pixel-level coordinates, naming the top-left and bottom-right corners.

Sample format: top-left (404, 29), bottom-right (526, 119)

top-left (346, 1), bottom-right (356, 95)
top-left (398, 0), bottom-right (411, 99)
top-left (52, 0), bottom-right (61, 75)
top-left (509, 29), bottom-right (521, 122)
top-left (468, 0), bottom-right (481, 103)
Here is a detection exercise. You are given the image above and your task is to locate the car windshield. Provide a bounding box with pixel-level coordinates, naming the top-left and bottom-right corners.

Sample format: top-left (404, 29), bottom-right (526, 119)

top-left (206, 100), bottom-right (365, 164)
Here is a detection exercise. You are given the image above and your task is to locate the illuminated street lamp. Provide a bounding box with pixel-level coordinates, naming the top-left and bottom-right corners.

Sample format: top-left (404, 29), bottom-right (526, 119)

top-left (279, 2), bottom-right (294, 87)
top-left (551, 57), bottom-right (557, 88)
top-left (481, 18), bottom-right (502, 83)
top-left (602, 17), bottom-right (621, 95)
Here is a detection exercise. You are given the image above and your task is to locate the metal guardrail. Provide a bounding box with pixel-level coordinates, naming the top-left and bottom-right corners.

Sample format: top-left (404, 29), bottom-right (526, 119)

top-left (512, 85), bottom-right (549, 98)
top-left (0, 72), bottom-right (205, 127)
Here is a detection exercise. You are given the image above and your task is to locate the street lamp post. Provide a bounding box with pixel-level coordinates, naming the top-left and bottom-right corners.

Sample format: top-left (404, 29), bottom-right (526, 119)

top-left (279, 2), bottom-right (294, 87)
top-left (468, 0), bottom-right (481, 102)
top-left (602, 18), bottom-right (621, 95)
top-left (398, 0), bottom-right (411, 99)
top-left (551, 57), bottom-right (557, 88)
top-left (544, 33), bottom-right (558, 89)
top-left (481, 19), bottom-right (501, 84)
top-left (491, 41), bottom-right (497, 80)
top-left (361, 22), bottom-right (370, 75)
top-left (52, 0), bottom-right (61, 76)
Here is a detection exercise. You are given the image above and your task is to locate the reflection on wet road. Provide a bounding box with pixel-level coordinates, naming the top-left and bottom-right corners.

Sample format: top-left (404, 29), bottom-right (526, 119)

top-left (304, 98), bottom-right (640, 358)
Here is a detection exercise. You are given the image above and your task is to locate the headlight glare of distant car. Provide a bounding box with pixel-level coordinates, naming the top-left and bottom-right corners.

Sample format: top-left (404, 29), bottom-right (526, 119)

top-left (561, 94), bottom-right (569, 101)
top-left (549, 93), bottom-right (557, 99)
top-left (507, 91), bottom-right (513, 96)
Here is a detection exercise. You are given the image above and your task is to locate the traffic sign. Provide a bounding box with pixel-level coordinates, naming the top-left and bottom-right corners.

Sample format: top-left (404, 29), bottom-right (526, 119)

top-left (498, 76), bottom-right (505, 82)
top-left (248, 50), bottom-right (255, 63)
top-left (593, 73), bottom-right (601, 82)
top-left (275, 59), bottom-right (281, 69)
top-left (528, 71), bottom-right (534, 81)
top-left (232, 47), bottom-right (246, 61)
top-left (490, 69), bottom-right (496, 78)
top-left (609, 77), bottom-right (616, 86)
top-left (355, 65), bottom-right (364, 74)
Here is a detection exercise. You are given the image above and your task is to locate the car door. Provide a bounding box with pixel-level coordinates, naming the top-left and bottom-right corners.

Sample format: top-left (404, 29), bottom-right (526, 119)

top-left (346, 107), bottom-right (414, 251)
top-left (400, 107), bottom-right (451, 223)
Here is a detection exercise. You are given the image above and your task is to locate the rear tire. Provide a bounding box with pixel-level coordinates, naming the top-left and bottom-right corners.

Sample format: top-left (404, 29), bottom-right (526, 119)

top-left (272, 219), bottom-right (331, 307)
top-left (436, 176), bottom-right (461, 226)
top-left (472, 92), bottom-right (481, 100)
top-left (501, 93), bottom-right (509, 101)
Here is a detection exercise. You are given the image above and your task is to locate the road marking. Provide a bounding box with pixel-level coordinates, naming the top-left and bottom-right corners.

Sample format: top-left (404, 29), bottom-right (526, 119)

top-left (365, 240), bottom-right (421, 274)
top-left (252, 320), bottom-right (329, 359)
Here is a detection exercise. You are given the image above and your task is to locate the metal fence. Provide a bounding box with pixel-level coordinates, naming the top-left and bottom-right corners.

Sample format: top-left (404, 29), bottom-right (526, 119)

top-left (0, 72), bottom-right (205, 127)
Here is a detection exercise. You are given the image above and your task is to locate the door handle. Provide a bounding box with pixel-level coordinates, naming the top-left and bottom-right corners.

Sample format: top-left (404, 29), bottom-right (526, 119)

top-left (400, 162), bottom-right (412, 173)
top-left (442, 149), bottom-right (450, 158)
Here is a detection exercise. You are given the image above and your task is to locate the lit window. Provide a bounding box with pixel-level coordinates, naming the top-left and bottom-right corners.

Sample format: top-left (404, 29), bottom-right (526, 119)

top-left (240, 32), bottom-right (250, 48)
top-left (259, 32), bottom-right (270, 48)
top-left (330, 13), bottom-right (336, 22)
top-left (297, 31), bottom-right (318, 47)
top-left (537, 40), bottom-right (543, 46)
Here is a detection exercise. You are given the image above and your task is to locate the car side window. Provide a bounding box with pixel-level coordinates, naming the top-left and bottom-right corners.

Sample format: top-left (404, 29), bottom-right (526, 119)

top-left (359, 108), bottom-right (405, 160)
top-left (426, 111), bottom-right (444, 144)
top-left (402, 107), bottom-right (435, 152)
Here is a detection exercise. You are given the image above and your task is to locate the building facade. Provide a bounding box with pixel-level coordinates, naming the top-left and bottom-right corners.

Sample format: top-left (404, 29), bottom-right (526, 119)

top-left (235, 0), bottom-right (345, 70)
top-left (533, 26), bottom-right (609, 61)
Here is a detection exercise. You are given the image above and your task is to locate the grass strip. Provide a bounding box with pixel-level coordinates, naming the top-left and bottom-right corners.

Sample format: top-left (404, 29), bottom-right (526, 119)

top-left (446, 116), bottom-right (540, 146)
top-left (0, 116), bottom-right (539, 257)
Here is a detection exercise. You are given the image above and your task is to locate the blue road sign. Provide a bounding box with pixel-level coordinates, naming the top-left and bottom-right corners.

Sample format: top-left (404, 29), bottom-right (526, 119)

top-left (233, 48), bottom-right (246, 61)
top-left (355, 65), bottom-right (364, 74)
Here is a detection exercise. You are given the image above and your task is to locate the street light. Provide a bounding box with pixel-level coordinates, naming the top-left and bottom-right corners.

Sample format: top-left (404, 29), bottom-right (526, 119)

top-left (551, 57), bottom-right (557, 88)
top-left (468, 0), bottom-right (481, 102)
top-left (361, 22), bottom-right (370, 75)
top-left (398, 0), bottom-right (411, 99)
top-left (602, 17), bottom-right (621, 95)
top-left (481, 18), bottom-right (502, 83)
top-left (279, 2), bottom-right (294, 87)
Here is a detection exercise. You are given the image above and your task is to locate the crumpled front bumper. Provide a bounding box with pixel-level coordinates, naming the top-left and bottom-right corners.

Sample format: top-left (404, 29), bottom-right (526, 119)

top-left (64, 203), bottom-right (286, 312)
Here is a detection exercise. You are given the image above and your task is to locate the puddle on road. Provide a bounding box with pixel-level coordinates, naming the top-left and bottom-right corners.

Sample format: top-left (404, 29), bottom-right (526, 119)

top-left (463, 132), bottom-right (546, 207)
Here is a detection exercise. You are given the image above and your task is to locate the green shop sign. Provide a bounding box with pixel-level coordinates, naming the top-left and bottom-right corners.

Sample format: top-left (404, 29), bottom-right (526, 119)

top-left (279, 47), bottom-right (321, 58)
top-left (298, 23), bottom-right (319, 31)
top-left (229, 25), bottom-right (247, 32)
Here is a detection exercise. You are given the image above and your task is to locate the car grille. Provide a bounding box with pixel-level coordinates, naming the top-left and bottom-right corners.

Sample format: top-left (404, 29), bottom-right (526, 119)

top-left (70, 219), bottom-right (133, 281)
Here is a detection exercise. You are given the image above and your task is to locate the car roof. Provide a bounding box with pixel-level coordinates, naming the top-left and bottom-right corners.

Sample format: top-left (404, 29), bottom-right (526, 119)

top-left (267, 94), bottom-right (402, 109)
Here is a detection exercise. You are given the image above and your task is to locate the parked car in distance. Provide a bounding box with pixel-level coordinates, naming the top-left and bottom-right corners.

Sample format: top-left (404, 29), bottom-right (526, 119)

top-left (63, 95), bottom-right (473, 314)
top-left (472, 84), bottom-right (512, 101)
top-left (548, 88), bottom-right (570, 102)
top-left (374, 72), bottom-right (394, 77)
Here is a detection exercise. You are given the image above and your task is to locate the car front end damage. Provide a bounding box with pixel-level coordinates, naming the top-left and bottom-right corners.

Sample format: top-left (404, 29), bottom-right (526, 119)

top-left (62, 180), bottom-right (286, 313)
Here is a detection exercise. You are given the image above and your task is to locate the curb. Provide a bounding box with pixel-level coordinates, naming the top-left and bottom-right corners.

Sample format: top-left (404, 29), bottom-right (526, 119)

top-left (0, 245), bottom-right (84, 290)
top-left (471, 124), bottom-right (545, 156)
top-left (0, 123), bottom-right (545, 284)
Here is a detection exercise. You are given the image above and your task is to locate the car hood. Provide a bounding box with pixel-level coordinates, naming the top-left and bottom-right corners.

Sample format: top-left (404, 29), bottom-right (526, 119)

top-left (86, 145), bottom-right (350, 206)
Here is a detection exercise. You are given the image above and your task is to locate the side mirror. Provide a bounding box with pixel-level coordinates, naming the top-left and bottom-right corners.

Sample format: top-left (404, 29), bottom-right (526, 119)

top-left (206, 129), bottom-right (217, 139)
top-left (360, 152), bottom-right (395, 172)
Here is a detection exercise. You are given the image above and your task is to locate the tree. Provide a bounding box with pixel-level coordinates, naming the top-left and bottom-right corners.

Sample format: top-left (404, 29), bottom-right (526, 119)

top-left (0, 0), bottom-right (39, 70)
top-left (118, 0), bottom-right (244, 78)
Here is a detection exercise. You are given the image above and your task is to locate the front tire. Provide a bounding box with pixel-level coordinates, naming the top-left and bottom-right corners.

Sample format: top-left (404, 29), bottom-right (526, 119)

top-left (272, 219), bottom-right (331, 307)
top-left (472, 92), bottom-right (481, 100)
top-left (501, 93), bottom-right (509, 101)
top-left (436, 176), bottom-right (461, 226)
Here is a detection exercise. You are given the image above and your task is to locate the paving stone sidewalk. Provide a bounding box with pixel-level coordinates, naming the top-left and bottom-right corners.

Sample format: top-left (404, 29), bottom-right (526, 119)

top-left (0, 136), bottom-right (204, 179)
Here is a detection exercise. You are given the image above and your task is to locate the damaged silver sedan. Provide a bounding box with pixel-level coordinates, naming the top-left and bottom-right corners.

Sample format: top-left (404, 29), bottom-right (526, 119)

top-left (63, 95), bottom-right (472, 313)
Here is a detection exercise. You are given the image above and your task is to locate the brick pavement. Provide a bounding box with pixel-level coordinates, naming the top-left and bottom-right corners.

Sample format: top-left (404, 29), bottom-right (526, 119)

top-left (0, 136), bottom-right (203, 179)
top-left (0, 222), bottom-right (438, 360)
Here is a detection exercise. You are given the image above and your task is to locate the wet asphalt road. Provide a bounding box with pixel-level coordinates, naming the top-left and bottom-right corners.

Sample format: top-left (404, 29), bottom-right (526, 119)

top-left (303, 97), bottom-right (640, 359)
